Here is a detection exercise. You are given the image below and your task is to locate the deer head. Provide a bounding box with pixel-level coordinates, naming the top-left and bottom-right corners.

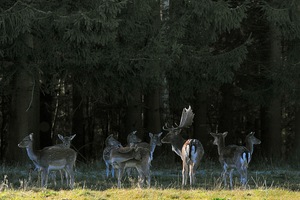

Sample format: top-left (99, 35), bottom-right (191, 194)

top-left (57, 134), bottom-right (76, 148)
top-left (127, 131), bottom-right (142, 147)
top-left (105, 134), bottom-right (122, 147)
top-left (163, 106), bottom-right (195, 138)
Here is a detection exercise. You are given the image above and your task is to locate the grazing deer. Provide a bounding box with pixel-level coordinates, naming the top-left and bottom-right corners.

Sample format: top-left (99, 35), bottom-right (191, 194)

top-left (245, 132), bottom-right (261, 158)
top-left (161, 105), bottom-right (204, 186)
top-left (103, 134), bottom-right (123, 178)
top-left (18, 133), bottom-right (77, 188)
top-left (110, 146), bottom-right (151, 188)
top-left (210, 132), bottom-right (251, 188)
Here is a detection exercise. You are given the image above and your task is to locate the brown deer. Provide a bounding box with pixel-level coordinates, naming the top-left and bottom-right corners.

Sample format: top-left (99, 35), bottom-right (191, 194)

top-left (103, 134), bottom-right (123, 178)
top-left (18, 133), bottom-right (77, 188)
top-left (109, 145), bottom-right (151, 188)
top-left (43, 134), bottom-right (76, 185)
top-left (161, 105), bottom-right (204, 186)
top-left (127, 132), bottom-right (163, 161)
top-left (210, 132), bottom-right (251, 189)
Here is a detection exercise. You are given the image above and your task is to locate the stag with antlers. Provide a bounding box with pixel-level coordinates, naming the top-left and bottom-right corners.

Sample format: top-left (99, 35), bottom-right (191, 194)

top-left (161, 105), bottom-right (204, 186)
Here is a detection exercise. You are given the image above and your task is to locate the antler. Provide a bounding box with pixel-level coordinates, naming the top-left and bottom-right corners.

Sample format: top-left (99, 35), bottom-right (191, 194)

top-left (178, 105), bottom-right (194, 129)
top-left (163, 105), bottom-right (195, 131)
top-left (162, 123), bottom-right (174, 131)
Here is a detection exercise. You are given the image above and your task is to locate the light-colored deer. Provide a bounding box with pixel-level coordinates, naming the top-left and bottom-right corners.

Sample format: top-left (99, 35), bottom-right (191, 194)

top-left (161, 105), bottom-right (204, 186)
top-left (210, 132), bottom-right (251, 188)
top-left (18, 133), bottom-right (77, 188)
top-left (103, 134), bottom-right (123, 178)
top-left (42, 133), bottom-right (76, 185)
top-left (110, 145), bottom-right (151, 188)
top-left (245, 132), bottom-right (261, 158)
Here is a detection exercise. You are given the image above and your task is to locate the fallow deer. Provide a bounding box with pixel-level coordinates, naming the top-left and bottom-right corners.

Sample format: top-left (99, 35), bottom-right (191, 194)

top-left (127, 132), bottom-right (163, 161)
top-left (161, 105), bottom-right (204, 186)
top-left (210, 132), bottom-right (251, 189)
top-left (18, 133), bottom-right (77, 188)
top-left (42, 134), bottom-right (76, 185)
top-left (103, 134), bottom-right (123, 178)
top-left (110, 145), bottom-right (151, 188)
top-left (245, 132), bottom-right (261, 158)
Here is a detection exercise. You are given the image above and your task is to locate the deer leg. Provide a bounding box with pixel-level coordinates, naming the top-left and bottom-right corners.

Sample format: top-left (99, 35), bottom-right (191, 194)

top-left (111, 165), bottom-right (115, 178)
top-left (64, 169), bottom-right (69, 187)
top-left (229, 169), bottom-right (234, 189)
top-left (117, 167), bottom-right (125, 188)
top-left (190, 163), bottom-right (197, 185)
top-left (41, 168), bottom-right (48, 188)
top-left (105, 162), bottom-right (110, 178)
top-left (182, 163), bottom-right (188, 186)
top-left (222, 164), bottom-right (228, 187)
top-left (238, 167), bottom-right (247, 186)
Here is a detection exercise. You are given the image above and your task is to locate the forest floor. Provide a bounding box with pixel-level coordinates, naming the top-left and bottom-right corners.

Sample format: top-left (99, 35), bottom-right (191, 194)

top-left (1, 158), bottom-right (299, 191)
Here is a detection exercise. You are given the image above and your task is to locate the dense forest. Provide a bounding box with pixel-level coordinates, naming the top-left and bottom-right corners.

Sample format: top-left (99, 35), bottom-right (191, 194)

top-left (0, 0), bottom-right (300, 166)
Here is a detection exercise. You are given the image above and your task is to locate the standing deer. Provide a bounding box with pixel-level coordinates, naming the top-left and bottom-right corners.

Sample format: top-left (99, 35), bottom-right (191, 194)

top-left (110, 145), bottom-right (151, 188)
top-left (56, 134), bottom-right (76, 148)
top-left (43, 134), bottom-right (76, 185)
top-left (245, 132), bottom-right (261, 158)
top-left (161, 105), bottom-right (204, 186)
top-left (18, 133), bottom-right (77, 188)
top-left (127, 132), bottom-right (163, 161)
top-left (103, 134), bottom-right (123, 178)
top-left (127, 131), bottom-right (142, 147)
top-left (210, 132), bottom-right (251, 188)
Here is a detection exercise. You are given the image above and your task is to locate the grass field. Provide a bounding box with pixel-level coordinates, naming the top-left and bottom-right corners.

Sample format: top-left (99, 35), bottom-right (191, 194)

top-left (0, 158), bottom-right (299, 199)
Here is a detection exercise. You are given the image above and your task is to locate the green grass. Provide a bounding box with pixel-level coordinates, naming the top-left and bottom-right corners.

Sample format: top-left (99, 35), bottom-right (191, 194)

top-left (0, 159), bottom-right (299, 199)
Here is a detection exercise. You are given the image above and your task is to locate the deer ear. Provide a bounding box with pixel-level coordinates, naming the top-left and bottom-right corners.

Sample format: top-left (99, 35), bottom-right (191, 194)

top-left (58, 134), bottom-right (64, 140)
top-left (149, 132), bottom-right (153, 138)
top-left (210, 132), bottom-right (215, 137)
top-left (251, 132), bottom-right (255, 135)
top-left (70, 134), bottom-right (76, 140)
top-left (29, 133), bottom-right (34, 140)
top-left (158, 132), bottom-right (163, 137)
top-left (223, 132), bottom-right (228, 137)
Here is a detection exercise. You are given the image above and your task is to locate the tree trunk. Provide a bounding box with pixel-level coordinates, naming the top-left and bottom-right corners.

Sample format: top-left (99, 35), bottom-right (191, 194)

top-left (261, 98), bottom-right (282, 159)
top-left (144, 88), bottom-right (161, 135)
top-left (218, 83), bottom-right (235, 144)
top-left (144, 88), bottom-right (162, 158)
top-left (293, 108), bottom-right (300, 161)
top-left (123, 91), bottom-right (143, 144)
top-left (193, 92), bottom-right (211, 157)
top-left (72, 85), bottom-right (86, 162)
top-left (261, 24), bottom-right (283, 160)
top-left (39, 88), bottom-right (53, 148)
top-left (7, 34), bottom-right (40, 163)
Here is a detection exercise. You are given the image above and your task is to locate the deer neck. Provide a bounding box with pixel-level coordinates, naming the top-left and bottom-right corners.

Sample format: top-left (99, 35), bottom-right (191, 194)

top-left (170, 135), bottom-right (186, 158)
top-left (217, 137), bottom-right (226, 155)
top-left (25, 143), bottom-right (40, 165)
top-left (245, 140), bottom-right (254, 155)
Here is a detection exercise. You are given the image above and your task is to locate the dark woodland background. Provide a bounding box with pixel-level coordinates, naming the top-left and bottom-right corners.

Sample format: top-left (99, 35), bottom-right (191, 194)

top-left (0, 0), bottom-right (300, 166)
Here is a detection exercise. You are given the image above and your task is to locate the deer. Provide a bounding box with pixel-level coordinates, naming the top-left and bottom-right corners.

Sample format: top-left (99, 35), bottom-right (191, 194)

top-left (245, 132), bottom-right (261, 159)
top-left (161, 105), bottom-right (204, 186)
top-left (110, 145), bottom-right (151, 188)
top-left (18, 133), bottom-right (77, 188)
top-left (210, 132), bottom-right (251, 189)
top-left (127, 130), bottom-right (142, 147)
top-left (103, 134), bottom-right (123, 178)
top-left (127, 132), bottom-right (163, 161)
